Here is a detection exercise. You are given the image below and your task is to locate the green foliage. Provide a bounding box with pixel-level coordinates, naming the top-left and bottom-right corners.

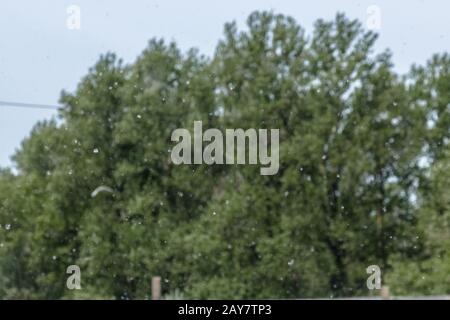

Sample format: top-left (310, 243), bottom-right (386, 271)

top-left (387, 148), bottom-right (450, 296)
top-left (0, 11), bottom-right (449, 299)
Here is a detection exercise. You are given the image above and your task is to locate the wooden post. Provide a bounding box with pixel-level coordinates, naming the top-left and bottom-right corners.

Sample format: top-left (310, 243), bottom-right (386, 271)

top-left (152, 276), bottom-right (161, 300)
top-left (381, 286), bottom-right (390, 300)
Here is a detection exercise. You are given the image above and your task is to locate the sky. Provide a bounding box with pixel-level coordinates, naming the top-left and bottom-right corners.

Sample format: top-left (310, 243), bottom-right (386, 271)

top-left (1, 0), bottom-right (449, 168)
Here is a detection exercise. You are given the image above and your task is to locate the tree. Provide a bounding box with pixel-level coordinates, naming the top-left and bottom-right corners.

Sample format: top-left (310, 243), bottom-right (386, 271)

top-left (0, 11), bottom-right (448, 299)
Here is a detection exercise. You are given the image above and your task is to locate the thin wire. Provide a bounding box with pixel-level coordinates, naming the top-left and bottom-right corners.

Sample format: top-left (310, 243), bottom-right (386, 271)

top-left (0, 100), bottom-right (62, 110)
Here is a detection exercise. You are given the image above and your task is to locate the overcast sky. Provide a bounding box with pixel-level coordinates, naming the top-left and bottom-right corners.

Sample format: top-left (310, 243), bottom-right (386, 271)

top-left (1, 0), bottom-right (449, 168)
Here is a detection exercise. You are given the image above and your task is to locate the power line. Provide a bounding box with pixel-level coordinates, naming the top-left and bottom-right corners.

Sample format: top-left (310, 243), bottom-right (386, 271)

top-left (0, 100), bottom-right (62, 110)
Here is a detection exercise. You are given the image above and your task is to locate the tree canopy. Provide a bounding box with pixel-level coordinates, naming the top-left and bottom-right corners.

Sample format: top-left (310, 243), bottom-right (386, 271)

top-left (0, 11), bottom-right (449, 299)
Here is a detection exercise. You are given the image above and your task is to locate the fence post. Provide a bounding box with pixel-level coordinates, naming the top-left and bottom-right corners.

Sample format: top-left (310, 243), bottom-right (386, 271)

top-left (152, 276), bottom-right (161, 300)
top-left (381, 286), bottom-right (390, 300)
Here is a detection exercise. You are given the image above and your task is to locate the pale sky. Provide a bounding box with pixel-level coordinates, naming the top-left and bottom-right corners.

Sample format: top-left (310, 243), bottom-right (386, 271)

top-left (1, 0), bottom-right (449, 168)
